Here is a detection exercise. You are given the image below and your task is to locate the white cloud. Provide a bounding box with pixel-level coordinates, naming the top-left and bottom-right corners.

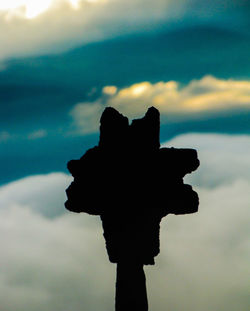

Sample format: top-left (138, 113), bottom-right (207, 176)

top-left (0, 0), bottom-right (176, 60)
top-left (164, 133), bottom-right (250, 188)
top-left (0, 205), bottom-right (114, 311)
top-left (70, 101), bottom-right (103, 134)
top-left (0, 134), bottom-right (249, 311)
top-left (0, 172), bottom-right (115, 311)
top-left (0, 173), bottom-right (72, 217)
top-left (70, 76), bottom-right (250, 134)
top-left (148, 179), bottom-right (250, 311)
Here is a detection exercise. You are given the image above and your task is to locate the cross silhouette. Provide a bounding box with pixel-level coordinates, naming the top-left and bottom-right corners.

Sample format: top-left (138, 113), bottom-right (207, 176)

top-left (65, 107), bottom-right (199, 311)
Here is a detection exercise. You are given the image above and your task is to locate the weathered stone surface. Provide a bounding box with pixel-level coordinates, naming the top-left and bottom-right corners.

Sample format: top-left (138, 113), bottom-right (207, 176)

top-left (65, 106), bottom-right (200, 311)
top-left (99, 107), bottom-right (129, 150)
top-left (65, 107), bottom-right (199, 264)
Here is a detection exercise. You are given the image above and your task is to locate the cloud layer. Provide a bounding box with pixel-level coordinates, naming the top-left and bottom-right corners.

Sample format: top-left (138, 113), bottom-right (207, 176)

top-left (1, 0), bottom-right (249, 60)
top-left (0, 133), bottom-right (249, 311)
top-left (165, 133), bottom-right (250, 188)
top-left (0, 0), bottom-right (175, 60)
top-left (0, 173), bottom-right (71, 217)
top-left (71, 75), bottom-right (250, 134)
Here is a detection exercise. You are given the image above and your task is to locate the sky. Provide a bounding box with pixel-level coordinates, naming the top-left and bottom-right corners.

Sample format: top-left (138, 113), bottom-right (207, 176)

top-left (0, 0), bottom-right (250, 310)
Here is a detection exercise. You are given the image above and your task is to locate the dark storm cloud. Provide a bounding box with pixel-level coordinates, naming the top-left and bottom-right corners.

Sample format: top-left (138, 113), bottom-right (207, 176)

top-left (1, 24), bottom-right (249, 127)
top-left (0, 1), bottom-right (249, 183)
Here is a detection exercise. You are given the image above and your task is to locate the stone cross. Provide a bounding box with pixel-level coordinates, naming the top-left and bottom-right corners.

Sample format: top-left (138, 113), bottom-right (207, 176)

top-left (65, 107), bottom-right (200, 311)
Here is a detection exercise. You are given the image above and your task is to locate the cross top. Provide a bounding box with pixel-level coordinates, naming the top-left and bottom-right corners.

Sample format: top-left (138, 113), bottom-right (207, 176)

top-left (65, 107), bottom-right (199, 311)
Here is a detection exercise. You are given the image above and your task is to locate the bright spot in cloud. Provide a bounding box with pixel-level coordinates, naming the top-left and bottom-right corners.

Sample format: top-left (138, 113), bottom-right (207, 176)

top-left (0, 0), bottom-right (175, 60)
top-left (119, 82), bottom-right (150, 98)
top-left (0, 0), bottom-right (52, 19)
top-left (0, 0), bottom-right (85, 19)
top-left (131, 83), bottom-right (149, 96)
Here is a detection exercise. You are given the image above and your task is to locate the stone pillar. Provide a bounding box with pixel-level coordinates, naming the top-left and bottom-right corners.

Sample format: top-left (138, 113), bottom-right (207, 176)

top-left (115, 262), bottom-right (148, 311)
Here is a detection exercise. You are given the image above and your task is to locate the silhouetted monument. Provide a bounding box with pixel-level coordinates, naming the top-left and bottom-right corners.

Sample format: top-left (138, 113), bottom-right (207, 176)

top-left (65, 107), bottom-right (199, 311)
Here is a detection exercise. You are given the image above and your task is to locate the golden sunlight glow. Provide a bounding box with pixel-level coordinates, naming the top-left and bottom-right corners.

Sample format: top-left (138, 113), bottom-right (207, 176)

top-left (69, 0), bottom-right (80, 9)
top-left (131, 83), bottom-right (149, 96)
top-left (102, 86), bottom-right (117, 95)
top-left (119, 82), bottom-right (150, 98)
top-left (0, 0), bottom-right (85, 19)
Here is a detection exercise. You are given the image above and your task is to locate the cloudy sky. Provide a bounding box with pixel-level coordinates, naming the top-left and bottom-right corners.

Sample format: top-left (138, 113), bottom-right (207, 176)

top-left (0, 1), bottom-right (250, 310)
